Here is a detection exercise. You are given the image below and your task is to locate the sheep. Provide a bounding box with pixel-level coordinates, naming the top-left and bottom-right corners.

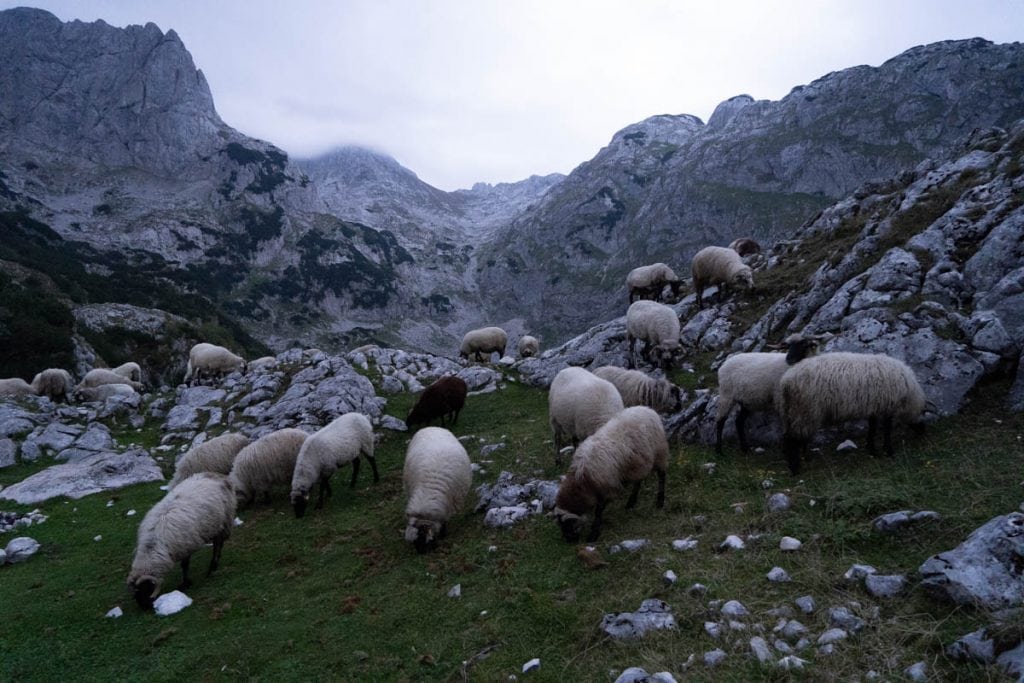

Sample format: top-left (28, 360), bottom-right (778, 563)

top-left (30, 369), bottom-right (74, 402)
top-left (728, 237), bottom-right (762, 257)
top-left (290, 413), bottom-right (378, 518)
top-left (459, 326), bottom-right (508, 363)
top-left (626, 300), bottom-right (680, 370)
top-left (592, 366), bottom-right (682, 414)
top-left (77, 368), bottom-right (144, 392)
top-left (402, 427), bottom-right (472, 553)
top-left (553, 406), bottom-right (668, 542)
top-left (248, 356), bottom-right (278, 373)
top-left (626, 263), bottom-right (682, 303)
top-left (184, 342), bottom-right (247, 385)
top-left (228, 428), bottom-right (308, 506)
top-left (168, 433), bottom-right (252, 489)
top-left (691, 245), bottom-right (755, 309)
top-left (111, 361), bottom-right (143, 384)
top-left (714, 333), bottom-right (823, 455)
top-left (126, 471), bottom-right (236, 611)
top-left (548, 367), bottom-right (624, 464)
top-left (776, 352), bottom-right (927, 474)
top-left (75, 383), bottom-right (139, 403)
top-left (0, 378), bottom-right (33, 398)
top-left (518, 335), bottom-right (540, 359)
top-left (405, 376), bottom-right (467, 430)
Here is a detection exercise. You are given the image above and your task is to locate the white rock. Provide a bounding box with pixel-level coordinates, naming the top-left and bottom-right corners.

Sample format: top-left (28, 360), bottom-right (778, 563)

top-left (719, 535), bottom-right (745, 551)
top-left (4, 537), bottom-right (40, 563)
top-left (843, 563), bottom-right (877, 581)
top-left (610, 538), bottom-right (650, 554)
top-left (93, 535), bottom-right (102, 542)
top-left (750, 636), bottom-right (773, 663)
top-left (905, 661), bottom-right (928, 682)
top-left (671, 537), bottom-right (698, 551)
top-left (125, 509), bottom-right (136, 517)
top-left (773, 639), bottom-right (792, 654)
top-left (106, 500), bottom-right (114, 507)
top-left (701, 462), bottom-right (716, 474)
top-left (448, 584), bottom-right (462, 598)
top-left (488, 545), bottom-right (498, 552)
top-left (795, 595), bottom-right (815, 613)
top-left (816, 628), bottom-right (848, 645)
top-left (663, 570), bottom-right (677, 585)
top-left (704, 621), bottom-right (723, 638)
top-left (704, 649), bottom-right (727, 666)
top-left (158, 485), bottom-right (169, 491)
top-left (728, 620), bottom-right (747, 632)
top-left (767, 567), bottom-right (791, 583)
top-left (153, 590), bottom-right (192, 616)
top-left (777, 655), bottom-right (808, 670)
top-left (721, 600), bottom-right (749, 618)
top-left (233, 517), bottom-right (244, 526)
top-left (836, 440), bottom-right (858, 452)
top-left (780, 536), bottom-right (802, 551)
top-left (105, 606), bottom-right (123, 618)
top-left (522, 657), bottom-right (540, 673)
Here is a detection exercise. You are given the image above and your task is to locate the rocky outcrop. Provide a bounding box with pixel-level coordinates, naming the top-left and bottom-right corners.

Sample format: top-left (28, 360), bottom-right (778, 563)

top-left (0, 449), bottom-right (163, 505)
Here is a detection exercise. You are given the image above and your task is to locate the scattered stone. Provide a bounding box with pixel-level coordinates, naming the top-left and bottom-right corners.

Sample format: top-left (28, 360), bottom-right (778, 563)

top-left (818, 643), bottom-right (835, 656)
top-left (720, 600), bottom-right (749, 618)
top-left (4, 536), bottom-right (40, 563)
top-left (795, 596), bottom-right (816, 614)
top-left (610, 539), bottom-right (650, 554)
top-left (125, 509), bottom-right (136, 516)
top-left (600, 599), bottom-right (677, 639)
top-left (378, 415), bottom-right (407, 432)
top-left (687, 583), bottom-right (708, 597)
top-left (816, 628), bottom-right (848, 646)
top-left (731, 502), bottom-right (746, 514)
top-left (836, 440), bottom-right (857, 451)
top-left (522, 658), bottom-right (540, 673)
top-left (480, 443), bottom-right (506, 456)
top-left (613, 668), bottom-right (678, 683)
top-left (773, 639), bottom-right (792, 654)
top-left (865, 573), bottom-right (907, 598)
top-left (727, 620), bottom-right (747, 632)
top-left (448, 584), bottom-right (462, 598)
top-left (872, 510), bottom-right (912, 533)
top-left (671, 537), bottom-right (698, 552)
top-left (946, 627), bottom-right (995, 664)
top-left (94, 535), bottom-right (102, 542)
top-left (0, 449), bottom-right (164, 504)
top-left (105, 606), bottom-right (123, 618)
top-left (701, 462), bottom-right (716, 475)
top-left (779, 536), bottom-right (802, 551)
top-left (749, 636), bottom-right (773, 663)
top-left (781, 620), bottom-right (808, 640)
top-left (663, 570), bottom-right (677, 586)
top-left (233, 517), bottom-right (243, 526)
top-left (843, 563), bottom-right (877, 581)
top-left (719, 535), bottom-right (745, 551)
top-left (761, 478), bottom-right (774, 489)
top-left (691, 514), bottom-right (708, 529)
top-left (828, 607), bottom-right (865, 633)
top-left (765, 605), bottom-right (794, 618)
top-left (777, 655), bottom-right (808, 670)
top-left (767, 567), bottom-right (791, 583)
top-left (484, 505), bottom-right (531, 528)
top-left (704, 621), bottom-right (723, 639)
top-left (766, 493), bottom-right (792, 513)
top-left (912, 510), bottom-right (941, 522)
top-left (703, 649), bottom-right (727, 667)
top-left (904, 661), bottom-right (928, 682)
top-left (153, 590), bottom-right (192, 616)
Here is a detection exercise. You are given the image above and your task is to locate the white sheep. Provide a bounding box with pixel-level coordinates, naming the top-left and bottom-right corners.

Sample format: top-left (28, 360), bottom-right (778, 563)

top-left (290, 413), bottom-right (378, 518)
top-left (592, 366), bottom-right (682, 414)
top-left (518, 335), bottom-right (540, 359)
top-left (75, 383), bottom-right (139, 403)
top-left (111, 361), bottom-right (143, 384)
top-left (626, 263), bottom-right (682, 303)
top-left (626, 300), bottom-right (681, 370)
top-left (75, 368), bottom-right (144, 396)
top-left (459, 326), bottom-right (508, 363)
top-left (248, 356), bottom-right (279, 373)
top-left (776, 352), bottom-right (927, 474)
top-left (714, 334), bottom-right (822, 454)
top-left (402, 427), bottom-right (472, 554)
top-left (691, 245), bottom-right (754, 309)
top-left (30, 369), bottom-right (74, 402)
top-left (184, 342), bottom-right (246, 385)
top-left (0, 378), bottom-right (33, 398)
top-left (126, 471), bottom-right (236, 610)
top-left (548, 367), bottom-right (624, 464)
top-left (168, 433), bottom-right (252, 489)
top-left (553, 406), bottom-right (668, 542)
top-left (228, 428), bottom-right (308, 506)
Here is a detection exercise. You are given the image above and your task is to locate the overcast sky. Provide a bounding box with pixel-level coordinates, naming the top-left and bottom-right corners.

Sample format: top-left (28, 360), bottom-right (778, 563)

top-left (4, 1), bottom-right (1023, 190)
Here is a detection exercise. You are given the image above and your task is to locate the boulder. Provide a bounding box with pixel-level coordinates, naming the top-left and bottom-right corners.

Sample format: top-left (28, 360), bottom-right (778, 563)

top-left (0, 449), bottom-right (164, 504)
top-left (600, 599), bottom-right (677, 639)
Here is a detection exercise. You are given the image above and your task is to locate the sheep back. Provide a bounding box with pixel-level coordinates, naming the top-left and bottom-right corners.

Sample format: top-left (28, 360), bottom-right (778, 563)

top-left (0, 378), bottom-right (33, 398)
top-left (692, 246), bottom-right (754, 291)
top-left (228, 428), bottom-right (308, 504)
top-left (403, 427), bottom-right (471, 552)
top-left (169, 433), bottom-right (252, 489)
top-left (291, 413), bottom-right (374, 496)
top-left (111, 362), bottom-right (142, 383)
top-left (716, 353), bottom-right (790, 419)
top-left (78, 368), bottom-right (143, 391)
top-left (187, 343), bottom-right (246, 382)
top-left (548, 367), bottom-right (624, 448)
top-left (30, 369), bottom-right (74, 401)
top-left (459, 327), bottom-right (508, 360)
top-left (592, 366), bottom-right (681, 413)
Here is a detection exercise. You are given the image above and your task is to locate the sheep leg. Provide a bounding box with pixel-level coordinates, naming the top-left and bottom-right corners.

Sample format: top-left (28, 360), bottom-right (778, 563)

top-left (696, 284), bottom-right (704, 310)
top-left (625, 481), bottom-right (641, 509)
top-left (179, 556), bottom-right (192, 590)
top-left (587, 498), bottom-right (607, 542)
top-left (439, 522), bottom-right (449, 539)
top-left (315, 476), bottom-right (330, 510)
top-left (365, 454), bottom-right (381, 483)
top-left (349, 458), bottom-right (361, 488)
top-left (783, 435), bottom-right (802, 475)
top-left (655, 467), bottom-right (666, 509)
top-left (867, 417), bottom-right (878, 456)
top-left (736, 406), bottom-right (750, 452)
top-left (627, 335), bottom-right (637, 369)
top-left (715, 411), bottom-right (729, 456)
top-left (207, 534), bottom-right (225, 576)
top-left (262, 490), bottom-right (272, 504)
top-left (882, 416), bottom-right (894, 457)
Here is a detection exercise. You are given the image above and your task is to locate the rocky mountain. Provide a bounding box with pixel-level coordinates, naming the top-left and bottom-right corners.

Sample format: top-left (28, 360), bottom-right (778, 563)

top-left (479, 38), bottom-right (1024, 342)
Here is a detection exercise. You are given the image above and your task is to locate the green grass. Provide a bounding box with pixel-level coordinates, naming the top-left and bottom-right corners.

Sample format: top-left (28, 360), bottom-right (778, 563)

top-left (0, 378), bottom-right (1021, 681)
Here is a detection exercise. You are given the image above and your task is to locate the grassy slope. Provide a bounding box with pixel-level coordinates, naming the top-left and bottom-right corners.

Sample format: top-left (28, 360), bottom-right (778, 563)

top-left (0, 375), bottom-right (1021, 682)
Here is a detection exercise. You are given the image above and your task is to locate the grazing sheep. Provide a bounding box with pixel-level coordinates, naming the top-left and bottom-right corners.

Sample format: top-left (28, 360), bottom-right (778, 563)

top-left (30, 369), bottom-right (74, 402)
top-left (548, 367), bottom-right (624, 464)
top-left (228, 428), bottom-right (308, 506)
top-left (0, 378), bottom-right (33, 398)
top-left (75, 383), bottom-right (139, 403)
top-left (592, 366), bottom-right (682, 414)
top-left (626, 263), bottom-right (682, 303)
top-left (728, 237), bottom-right (762, 257)
top-left (290, 413), bottom-right (378, 518)
top-left (403, 427), bottom-right (472, 553)
top-left (184, 343), bottom-right (246, 385)
top-left (405, 376), bottom-right (468, 430)
top-left (777, 352), bottom-right (927, 474)
top-left (111, 361), bottom-right (143, 384)
top-left (715, 334), bottom-right (822, 454)
top-left (626, 300), bottom-right (681, 370)
top-left (168, 433), bottom-right (252, 489)
top-left (76, 368), bottom-right (144, 393)
top-left (553, 406), bottom-right (668, 542)
top-left (518, 335), bottom-right (540, 358)
top-left (126, 472), bottom-right (236, 611)
top-left (691, 245), bottom-right (755, 309)
top-left (459, 326), bottom-right (508, 363)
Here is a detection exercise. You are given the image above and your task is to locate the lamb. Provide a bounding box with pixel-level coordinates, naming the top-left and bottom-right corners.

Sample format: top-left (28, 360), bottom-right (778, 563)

top-left (691, 245), bottom-right (755, 309)
top-left (402, 427), bottom-right (472, 553)
top-left (76, 368), bottom-right (144, 393)
top-left (168, 433), bottom-right (252, 489)
top-left (518, 335), bottom-right (540, 358)
top-left (405, 376), bottom-right (468, 430)
top-left (228, 428), bottom-right (308, 506)
top-left (30, 369), bottom-right (74, 402)
top-left (626, 263), bottom-right (682, 303)
top-left (553, 406), bottom-right (668, 542)
top-left (714, 334), bottom-right (822, 455)
top-left (548, 367), bottom-right (624, 463)
top-left (75, 383), bottom-right (138, 403)
top-left (184, 342), bottom-right (247, 385)
top-left (776, 352), bottom-right (927, 474)
top-left (111, 361), bottom-right (143, 384)
top-left (728, 237), bottom-right (762, 257)
top-left (626, 300), bottom-right (681, 370)
top-left (126, 471), bottom-right (236, 610)
top-left (459, 326), bottom-right (508, 363)
top-left (0, 378), bottom-right (33, 398)
top-left (290, 413), bottom-right (378, 518)
top-left (592, 366), bottom-right (682, 414)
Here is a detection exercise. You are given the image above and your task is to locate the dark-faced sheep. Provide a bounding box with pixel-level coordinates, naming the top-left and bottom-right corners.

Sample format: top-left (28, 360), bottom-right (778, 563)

top-left (728, 237), bottom-right (762, 257)
top-left (405, 376), bottom-right (468, 430)
top-left (776, 352), bottom-right (927, 474)
top-left (518, 335), bottom-right (540, 358)
top-left (691, 245), bottom-right (754, 309)
top-left (626, 300), bottom-right (680, 370)
top-left (626, 263), bottom-right (682, 303)
top-left (403, 427), bottom-right (472, 553)
top-left (553, 406), bottom-right (668, 542)
top-left (30, 369), bottom-right (74, 402)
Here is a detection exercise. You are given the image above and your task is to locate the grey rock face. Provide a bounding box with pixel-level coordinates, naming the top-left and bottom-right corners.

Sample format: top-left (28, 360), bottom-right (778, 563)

top-left (920, 512), bottom-right (1024, 608)
top-left (0, 439), bottom-right (16, 468)
top-left (600, 599), bottom-right (677, 639)
top-left (0, 449), bottom-right (163, 504)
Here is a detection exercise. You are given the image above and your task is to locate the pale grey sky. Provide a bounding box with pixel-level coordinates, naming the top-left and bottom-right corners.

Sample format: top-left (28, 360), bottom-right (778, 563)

top-left (4, 1), bottom-right (1023, 190)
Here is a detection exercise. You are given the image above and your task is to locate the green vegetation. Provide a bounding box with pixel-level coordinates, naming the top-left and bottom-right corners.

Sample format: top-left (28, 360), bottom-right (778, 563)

top-left (0, 270), bottom-right (76, 379)
top-left (0, 372), bottom-right (1020, 681)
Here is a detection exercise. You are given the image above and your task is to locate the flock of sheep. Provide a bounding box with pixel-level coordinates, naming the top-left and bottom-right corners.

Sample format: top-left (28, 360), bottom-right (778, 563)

top-left (3, 235), bottom-right (931, 611)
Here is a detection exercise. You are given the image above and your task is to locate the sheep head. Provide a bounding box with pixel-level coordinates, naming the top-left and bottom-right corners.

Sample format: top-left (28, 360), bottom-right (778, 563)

top-left (128, 574), bottom-right (161, 611)
top-left (732, 268), bottom-right (754, 290)
top-left (405, 518), bottom-right (440, 554)
top-left (553, 506), bottom-right (586, 542)
top-left (291, 489), bottom-right (310, 518)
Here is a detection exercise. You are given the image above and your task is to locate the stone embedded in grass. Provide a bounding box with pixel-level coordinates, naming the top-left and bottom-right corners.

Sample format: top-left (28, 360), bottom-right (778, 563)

top-left (600, 599), bottom-right (677, 639)
top-left (818, 643), bottom-right (835, 656)
top-left (125, 509), bottom-right (136, 516)
top-left (864, 574), bottom-right (907, 598)
top-left (749, 636), bottom-right (773, 663)
top-left (105, 606), bottom-right (122, 618)
top-left (704, 649), bottom-right (727, 667)
top-left (871, 510), bottom-right (912, 533)
top-left (843, 563), bottom-right (877, 581)
top-left (719, 535), bottom-right (745, 551)
top-left (701, 462), bottom-right (716, 475)
top-left (779, 536), bottom-right (802, 551)
top-left (816, 628), bottom-right (848, 646)
top-left (767, 567), bottom-right (791, 583)
top-left (946, 627), bottom-right (995, 664)
top-left (663, 570), bottom-right (677, 586)
top-left (720, 600), bottom-right (749, 618)
top-left (781, 620), bottom-right (809, 640)
top-left (904, 661), bottom-right (928, 682)
top-left (774, 639), bottom-right (792, 654)
top-left (378, 415), bottom-right (407, 432)
top-left (521, 657), bottom-right (540, 673)
top-left (687, 583), bottom-right (708, 596)
top-left (4, 536), bottom-right (39, 564)
top-left (777, 655), bottom-right (808, 670)
top-left (704, 621), bottom-right (723, 638)
top-left (153, 590), bottom-right (192, 616)
top-left (795, 596), bottom-right (815, 613)
top-left (836, 440), bottom-right (857, 451)
top-left (484, 505), bottom-right (531, 528)
top-left (671, 537), bottom-right (698, 552)
top-left (730, 502), bottom-right (746, 514)
top-left (766, 493), bottom-right (792, 513)
top-left (610, 539), bottom-right (650, 554)
top-left (233, 517), bottom-right (243, 526)
top-left (480, 443), bottom-right (506, 456)
top-left (828, 606), bottom-right (865, 633)
top-left (691, 515), bottom-right (708, 529)
top-left (447, 584), bottom-right (461, 598)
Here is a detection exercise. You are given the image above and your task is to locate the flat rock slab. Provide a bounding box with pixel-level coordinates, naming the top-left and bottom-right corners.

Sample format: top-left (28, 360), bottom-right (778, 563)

top-left (0, 449), bottom-right (164, 504)
top-left (601, 599), bottom-right (677, 639)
